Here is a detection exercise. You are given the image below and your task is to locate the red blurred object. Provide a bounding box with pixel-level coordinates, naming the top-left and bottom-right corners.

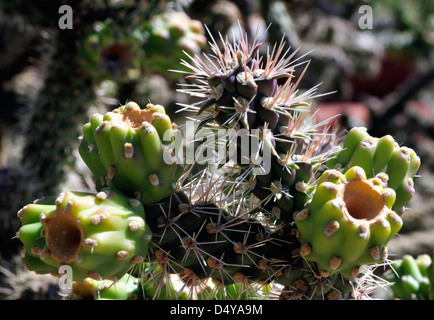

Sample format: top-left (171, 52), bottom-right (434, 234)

top-left (314, 102), bottom-right (371, 128)
top-left (407, 99), bottom-right (434, 125)
top-left (350, 52), bottom-right (417, 98)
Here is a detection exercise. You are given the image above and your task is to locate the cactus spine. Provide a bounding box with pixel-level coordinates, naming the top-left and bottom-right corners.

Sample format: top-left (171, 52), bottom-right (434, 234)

top-left (179, 25), bottom-right (340, 227)
top-left (144, 189), bottom-right (297, 287)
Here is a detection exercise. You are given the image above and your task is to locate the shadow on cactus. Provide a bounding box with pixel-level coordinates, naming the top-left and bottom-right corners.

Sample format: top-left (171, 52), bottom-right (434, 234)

top-left (15, 20), bottom-right (422, 300)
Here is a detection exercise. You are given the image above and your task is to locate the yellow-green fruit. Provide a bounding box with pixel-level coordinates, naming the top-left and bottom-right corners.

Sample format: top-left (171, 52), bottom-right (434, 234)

top-left (326, 127), bottom-right (421, 214)
top-left (141, 11), bottom-right (207, 78)
top-left (17, 188), bottom-right (152, 281)
top-left (79, 101), bottom-right (183, 205)
top-left (294, 166), bottom-right (403, 278)
top-left (72, 274), bottom-right (140, 300)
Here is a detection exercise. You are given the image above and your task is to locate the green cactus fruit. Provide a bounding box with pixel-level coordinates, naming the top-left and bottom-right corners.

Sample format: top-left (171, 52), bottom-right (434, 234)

top-left (326, 127), bottom-right (420, 214)
top-left (79, 19), bottom-right (143, 83)
top-left (383, 254), bottom-right (432, 300)
top-left (294, 166), bottom-right (403, 278)
top-left (141, 11), bottom-right (207, 78)
top-left (17, 188), bottom-right (152, 281)
top-left (72, 274), bottom-right (140, 300)
top-left (326, 127), bottom-right (370, 169)
top-left (71, 273), bottom-right (189, 300)
top-left (79, 101), bottom-right (183, 205)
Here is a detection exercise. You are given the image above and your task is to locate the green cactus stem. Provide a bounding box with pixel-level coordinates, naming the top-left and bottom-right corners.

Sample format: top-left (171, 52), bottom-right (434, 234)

top-left (143, 190), bottom-right (297, 287)
top-left (79, 19), bottom-right (144, 83)
top-left (141, 10), bottom-right (207, 78)
top-left (427, 255), bottom-right (434, 299)
top-left (178, 25), bottom-right (340, 225)
top-left (71, 272), bottom-right (189, 300)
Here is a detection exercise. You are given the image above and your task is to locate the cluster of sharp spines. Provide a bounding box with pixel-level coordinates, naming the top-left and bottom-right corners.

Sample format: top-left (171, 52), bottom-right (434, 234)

top-left (143, 189), bottom-right (298, 289)
top-left (277, 257), bottom-right (356, 300)
top-left (177, 25), bottom-right (345, 230)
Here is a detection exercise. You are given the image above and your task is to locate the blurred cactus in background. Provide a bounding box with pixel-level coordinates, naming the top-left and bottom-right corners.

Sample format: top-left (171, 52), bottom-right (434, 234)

top-left (0, 0), bottom-right (433, 301)
top-left (382, 254), bottom-right (433, 300)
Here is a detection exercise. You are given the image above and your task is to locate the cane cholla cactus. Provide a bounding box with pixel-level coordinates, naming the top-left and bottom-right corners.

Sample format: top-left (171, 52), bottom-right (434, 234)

top-left (14, 16), bottom-right (422, 301)
top-left (71, 272), bottom-right (189, 300)
top-left (326, 127), bottom-right (421, 214)
top-left (141, 10), bottom-right (207, 78)
top-left (178, 24), bottom-right (327, 131)
top-left (142, 175), bottom-right (297, 289)
top-left (294, 166), bottom-right (402, 278)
